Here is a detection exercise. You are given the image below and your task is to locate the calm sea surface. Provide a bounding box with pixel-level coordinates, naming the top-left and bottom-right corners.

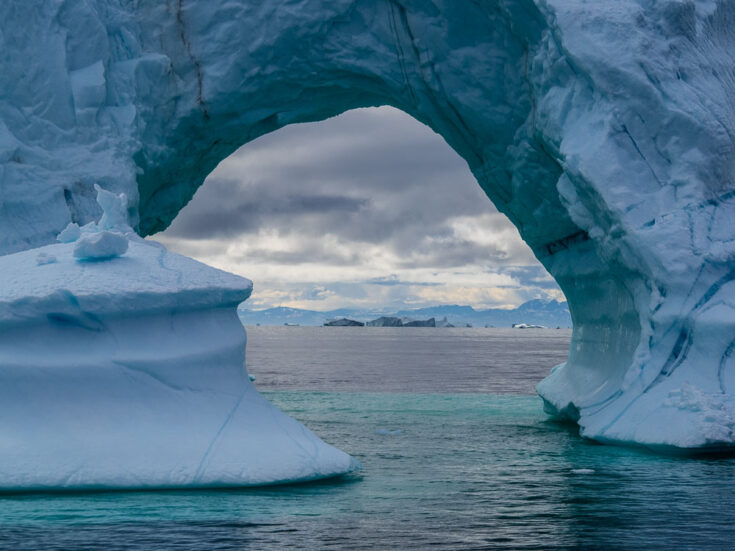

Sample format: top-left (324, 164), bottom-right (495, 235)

top-left (2, 327), bottom-right (734, 550)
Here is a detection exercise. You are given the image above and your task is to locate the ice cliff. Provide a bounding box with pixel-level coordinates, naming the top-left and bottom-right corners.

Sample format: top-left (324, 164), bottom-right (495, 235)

top-left (1, 0), bottom-right (735, 485)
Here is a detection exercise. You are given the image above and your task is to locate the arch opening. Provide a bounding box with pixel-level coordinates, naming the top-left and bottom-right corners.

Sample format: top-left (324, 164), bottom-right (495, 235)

top-left (149, 94), bottom-right (645, 448)
top-left (155, 106), bottom-right (568, 319)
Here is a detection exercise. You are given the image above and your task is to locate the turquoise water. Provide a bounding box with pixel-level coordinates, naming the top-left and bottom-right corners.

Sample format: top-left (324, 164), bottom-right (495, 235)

top-left (1, 392), bottom-right (734, 549)
top-left (1, 328), bottom-right (734, 548)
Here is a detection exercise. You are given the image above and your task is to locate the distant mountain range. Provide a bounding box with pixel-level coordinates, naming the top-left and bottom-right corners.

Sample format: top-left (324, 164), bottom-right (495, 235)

top-left (237, 299), bottom-right (572, 328)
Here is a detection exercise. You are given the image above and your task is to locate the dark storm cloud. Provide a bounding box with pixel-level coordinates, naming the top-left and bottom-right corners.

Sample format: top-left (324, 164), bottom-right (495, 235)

top-left (167, 183), bottom-right (370, 240)
top-left (230, 106), bottom-right (475, 191)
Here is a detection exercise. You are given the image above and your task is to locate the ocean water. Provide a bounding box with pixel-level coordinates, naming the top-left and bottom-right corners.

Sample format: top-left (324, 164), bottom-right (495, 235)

top-left (1, 327), bottom-right (734, 549)
top-left (245, 327), bottom-right (570, 394)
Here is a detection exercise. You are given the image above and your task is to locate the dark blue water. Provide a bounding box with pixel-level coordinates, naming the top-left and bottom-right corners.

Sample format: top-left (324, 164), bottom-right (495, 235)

top-left (1, 327), bottom-right (734, 549)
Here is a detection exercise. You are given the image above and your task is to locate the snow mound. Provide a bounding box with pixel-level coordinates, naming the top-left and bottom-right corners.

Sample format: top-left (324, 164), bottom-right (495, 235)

top-left (73, 231), bottom-right (128, 260)
top-left (35, 252), bottom-right (56, 266)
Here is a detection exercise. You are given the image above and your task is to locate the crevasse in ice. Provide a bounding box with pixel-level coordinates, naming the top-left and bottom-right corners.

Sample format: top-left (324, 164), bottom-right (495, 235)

top-left (0, 1), bottom-right (734, 488)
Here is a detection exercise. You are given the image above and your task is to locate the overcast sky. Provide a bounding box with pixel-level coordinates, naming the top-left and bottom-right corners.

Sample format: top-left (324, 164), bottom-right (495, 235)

top-left (154, 106), bottom-right (564, 311)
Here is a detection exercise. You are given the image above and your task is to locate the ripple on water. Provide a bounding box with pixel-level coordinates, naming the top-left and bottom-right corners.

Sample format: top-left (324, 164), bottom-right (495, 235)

top-left (0, 392), bottom-right (733, 549)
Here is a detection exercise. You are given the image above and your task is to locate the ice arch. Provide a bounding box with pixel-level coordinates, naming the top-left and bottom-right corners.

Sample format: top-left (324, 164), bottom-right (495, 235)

top-left (1, 0), bottom-right (735, 459)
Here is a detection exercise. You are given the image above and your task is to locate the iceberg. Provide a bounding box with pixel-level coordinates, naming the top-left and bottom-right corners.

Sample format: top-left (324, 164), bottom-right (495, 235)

top-left (366, 316), bottom-right (404, 327)
top-left (324, 318), bottom-right (364, 327)
top-left (365, 316), bottom-right (438, 327)
top-left (0, 191), bottom-right (355, 491)
top-left (0, 0), bottom-right (734, 482)
top-left (402, 318), bottom-right (436, 328)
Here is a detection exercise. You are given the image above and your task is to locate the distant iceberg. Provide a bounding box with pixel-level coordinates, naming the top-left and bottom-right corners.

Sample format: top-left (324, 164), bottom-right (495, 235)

top-left (402, 317), bottom-right (436, 328)
top-left (365, 316), bottom-right (437, 327)
top-left (324, 318), bottom-right (364, 327)
top-left (366, 316), bottom-right (403, 327)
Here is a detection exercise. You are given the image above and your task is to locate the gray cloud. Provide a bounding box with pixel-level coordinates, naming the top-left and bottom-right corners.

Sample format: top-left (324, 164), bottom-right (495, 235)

top-left (240, 240), bottom-right (362, 266)
top-left (163, 107), bottom-right (486, 254)
top-left (503, 266), bottom-right (560, 290)
top-left (365, 275), bottom-right (441, 287)
top-left (395, 238), bottom-right (509, 269)
top-left (167, 185), bottom-right (370, 240)
top-left (157, 107), bottom-right (563, 308)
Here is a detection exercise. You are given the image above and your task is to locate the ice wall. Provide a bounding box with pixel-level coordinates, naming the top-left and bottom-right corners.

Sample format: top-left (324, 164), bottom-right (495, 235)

top-left (1, 1), bottom-right (735, 452)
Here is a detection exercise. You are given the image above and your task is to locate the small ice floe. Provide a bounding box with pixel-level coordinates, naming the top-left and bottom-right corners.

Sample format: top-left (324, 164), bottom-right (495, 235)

top-left (35, 252), bottom-right (57, 265)
top-left (375, 428), bottom-right (403, 436)
top-left (571, 468), bottom-right (596, 475)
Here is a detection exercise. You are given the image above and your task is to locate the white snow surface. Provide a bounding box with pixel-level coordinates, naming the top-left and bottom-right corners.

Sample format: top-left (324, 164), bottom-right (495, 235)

top-left (2, 0), bottom-right (735, 464)
top-left (0, 237), bottom-right (356, 490)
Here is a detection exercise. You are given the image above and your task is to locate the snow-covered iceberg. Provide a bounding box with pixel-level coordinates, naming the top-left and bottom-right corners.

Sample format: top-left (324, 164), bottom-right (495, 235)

top-left (1, 0), bottom-right (735, 472)
top-left (0, 191), bottom-right (355, 491)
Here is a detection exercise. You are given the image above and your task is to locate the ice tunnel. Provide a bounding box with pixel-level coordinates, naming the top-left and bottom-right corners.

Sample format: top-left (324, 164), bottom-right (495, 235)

top-left (1, 0), bottom-right (735, 489)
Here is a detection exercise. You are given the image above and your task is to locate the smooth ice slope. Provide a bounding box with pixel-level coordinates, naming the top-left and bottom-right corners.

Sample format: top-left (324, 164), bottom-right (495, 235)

top-left (1, 1), bottom-right (735, 452)
top-left (0, 233), bottom-right (355, 491)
